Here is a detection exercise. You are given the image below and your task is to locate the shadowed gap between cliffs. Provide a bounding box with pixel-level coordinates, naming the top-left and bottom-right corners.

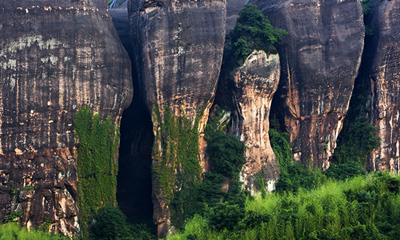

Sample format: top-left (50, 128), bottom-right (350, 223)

top-left (333, 28), bottom-right (377, 169)
top-left (110, 9), bottom-right (155, 230)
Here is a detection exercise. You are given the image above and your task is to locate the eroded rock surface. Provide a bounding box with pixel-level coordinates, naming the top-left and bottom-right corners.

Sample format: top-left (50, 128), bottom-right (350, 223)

top-left (231, 51), bottom-right (280, 193)
top-left (129, 0), bottom-right (226, 237)
top-left (251, 0), bottom-right (365, 168)
top-left (226, 0), bottom-right (247, 32)
top-left (368, 1), bottom-right (400, 173)
top-left (0, 0), bottom-right (132, 236)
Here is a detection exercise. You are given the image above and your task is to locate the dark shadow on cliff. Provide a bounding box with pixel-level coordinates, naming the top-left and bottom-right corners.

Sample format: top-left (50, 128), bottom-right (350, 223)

top-left (110, 9), bottom-right (155, 231)
top-left (332, 9), bottom-right (379, 171)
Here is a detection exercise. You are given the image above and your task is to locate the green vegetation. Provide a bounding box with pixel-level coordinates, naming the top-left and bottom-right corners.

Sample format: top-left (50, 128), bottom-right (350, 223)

top-left (168, 173), bottom-right (400, 240)
top-left (74, 108), bottom-right (119, 238)
top-left (360, 0), bottom-right (372, 15)
top-left (90, 206), bottom-right (153, 240)
top-left (0, 223), bottom-right (67, 240)
top-left (333, 121), bottom-right (379, 166)
top-left (226, 4), bottom-right (287, 69)
top-left (5, 211), bottom-right (23, 222)
top-left (270, 128), bottom-right (327, 193)
top-left (165, 107), bottom-right (247, 228)
top-left (152, 105), bottom-right (203, 227)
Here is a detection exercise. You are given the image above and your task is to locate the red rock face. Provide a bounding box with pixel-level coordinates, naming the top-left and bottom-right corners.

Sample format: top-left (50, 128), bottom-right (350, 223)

top-left (251, 0), bottom-right (365, 168)
top-left (231, 51), bottom-right (280, 193)
top-left (0, 0), bottom-right (132, 236)
top-left (369, 1), bottom-right (400, 173)
top-left (129, 0), bottom-right (226, 237)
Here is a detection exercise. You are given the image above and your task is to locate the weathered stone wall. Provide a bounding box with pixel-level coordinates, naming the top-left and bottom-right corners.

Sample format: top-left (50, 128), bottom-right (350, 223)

top-left (231, 51), bottom-right (280, 193)
top-left (369, 0), bottom-right (400, 173)
top-left (0, 0), bottom-right (132, 236)
top-left (129, 0), bottom-right (226, 237)
top-left (251, 0), bottom-right (365, 168)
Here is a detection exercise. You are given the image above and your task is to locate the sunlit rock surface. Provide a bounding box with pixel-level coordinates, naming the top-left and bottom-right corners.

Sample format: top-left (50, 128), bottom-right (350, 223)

top-left (251, 0), bottom-right (365, 168)
top-left (231, 51), bottom-right (280, 193)
top-left (368, 0), bottom-right (400, 173)
top-left (0, 0), bottom-right (132, 236)
top-left (129, 0), bottom-right (226, 237)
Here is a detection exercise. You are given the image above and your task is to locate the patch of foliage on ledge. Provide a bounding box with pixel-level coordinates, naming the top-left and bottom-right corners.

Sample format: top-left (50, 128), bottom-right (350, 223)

top-left (224, 4), bottom-right (287, 71)
top-left (74, 107), bottom-right (119, 239)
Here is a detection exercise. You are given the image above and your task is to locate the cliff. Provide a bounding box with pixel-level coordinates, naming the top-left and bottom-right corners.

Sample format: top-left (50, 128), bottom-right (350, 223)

top-left (368, 0), bottom-right (400, 172)
top-left (129, 0), bottom-right (226, 237)
top-left (231, 51), bottom-right (280, 193)
top-left (251, 0), bottom-right (365, 168)
top-left (0, 0), bottom-right (132, 236)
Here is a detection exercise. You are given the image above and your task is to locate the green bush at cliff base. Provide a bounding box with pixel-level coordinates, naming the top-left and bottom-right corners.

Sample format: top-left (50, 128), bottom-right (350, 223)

top-left (167, 173), bottom-right (400, 240)
top-left (227, 4), bottom-right (287, 68)
top-left (90, 206), bottom-right (153, 240)
top-left (74, 107), bottom-right (119, 239)
top-left (333, 121), bottom-right (379, 166)
top-left (0, 223), bottom-right (68, 240)
top-left (269, 128), bottom-right (327, 193)
top-left (170, 107), bottom-right (248, 229)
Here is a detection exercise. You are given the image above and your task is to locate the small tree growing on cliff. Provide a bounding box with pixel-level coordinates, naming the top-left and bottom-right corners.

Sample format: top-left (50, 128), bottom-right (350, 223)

top-left (228, 4), bottom-right (287, 67)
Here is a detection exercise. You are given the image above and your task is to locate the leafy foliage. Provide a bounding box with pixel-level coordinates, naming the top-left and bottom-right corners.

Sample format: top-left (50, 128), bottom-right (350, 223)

top-left (360, 0), bottom-right (372, 15)
top-left (0, 223), bottom-right (67, 240)
top-left (270, 129), bottom-right (327, 193)
top-left (227, 4), bottom-right (287, 67)
top-left (325, 161), bottom-right (367, 180)
top-left (74, 108), bottom-right (119, 238)
top-left (206, 132), bottom-right (246, 179)
top-left (208, 202), bottom-right (245, 231)
top-left (168, 173), bottom-right (400, 240)
top-left (171, 108), bottom-right (247, 228)
top-left (333, 121), bottom-right (379, 165)
top-left (90, 206), bottom-right (153, 240)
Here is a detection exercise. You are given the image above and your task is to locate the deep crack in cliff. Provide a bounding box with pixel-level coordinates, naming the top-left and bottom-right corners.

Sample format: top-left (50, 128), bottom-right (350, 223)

top-left (110, 8), bottom-right (155, 231)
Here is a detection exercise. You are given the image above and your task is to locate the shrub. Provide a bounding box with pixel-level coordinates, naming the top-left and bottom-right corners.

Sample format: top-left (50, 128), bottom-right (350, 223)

top-left (90, 206), bottom-right (153, 240)
top-left (228, 4), bottom-right (287, 67)
top-left (0, 223), bottom-right (67, 240)
top-left (333, 121), bottom-right (379, 165)
top-left (325, 161), bottom-right (367, 180)
top-left (206, 132), bottom-right (246, 178)
top-left (208, 202), bottom-right (245, 231)
top-left (168, 173), bottom-right (400, 240)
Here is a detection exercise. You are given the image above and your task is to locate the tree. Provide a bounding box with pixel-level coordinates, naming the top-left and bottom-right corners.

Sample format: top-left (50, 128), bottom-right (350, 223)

top-left (228, 4), bottom-right (287, 66)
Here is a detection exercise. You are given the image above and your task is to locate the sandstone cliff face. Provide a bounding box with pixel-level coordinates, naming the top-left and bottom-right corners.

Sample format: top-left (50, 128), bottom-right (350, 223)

top-left (129, 0), bottom-right (226, 236)
top-left (226, 0), bottom-right (247, 32)
top-left (368, 1), bottom-right (400, 173)
top-left (251, 0), bottom-right (365, 168)
top-left (0, 0), bottom-right (132, 236)
top-left (231, 51), bottom-right (280, 193)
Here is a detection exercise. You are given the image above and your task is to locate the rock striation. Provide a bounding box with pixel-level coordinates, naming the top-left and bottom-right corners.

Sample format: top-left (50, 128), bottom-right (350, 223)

top-left (129, 0), bottom-right (226, 237)
top-left (231, 51), bottom-right (280, 193)
top-left (226, 0), bottom-right (247, 32)
top-left (0, 0), bottom-right (132, 236)
top-left (251, 0), bottom-right (365, 168)
top-left (368, 0), bottom-right (400, 173)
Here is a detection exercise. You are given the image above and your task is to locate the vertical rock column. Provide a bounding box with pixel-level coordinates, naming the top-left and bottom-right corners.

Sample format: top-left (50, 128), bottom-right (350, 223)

top-left (252, 0), bottom-right (365, 168)
top-left (369, 1), bottom-right (400, 172)
top-left (0, 0), bottom-right (133, 236)
top-left (129, 0), bottom-right (226, 237)
top-left (231, 51), bottom-right (280, 193)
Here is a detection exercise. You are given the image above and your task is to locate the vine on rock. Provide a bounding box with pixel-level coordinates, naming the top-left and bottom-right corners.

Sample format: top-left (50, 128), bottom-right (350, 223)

top-left (74, 108), bottom-right (119, 238)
